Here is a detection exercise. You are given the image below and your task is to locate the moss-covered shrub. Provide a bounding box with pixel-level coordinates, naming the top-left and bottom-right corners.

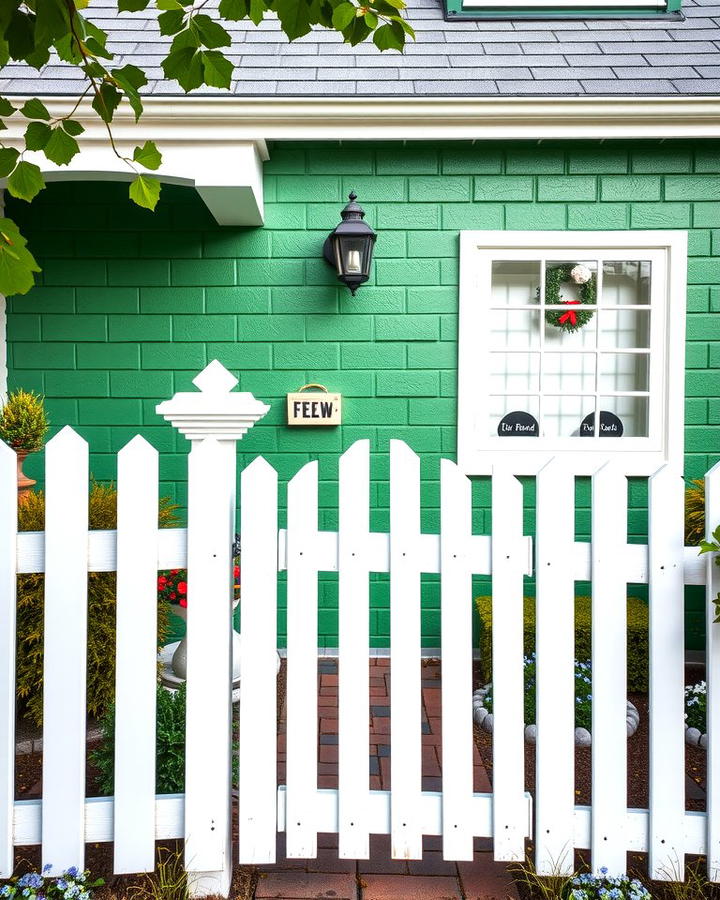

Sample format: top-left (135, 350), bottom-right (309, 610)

top-left (475, 594), bottom-right (649, 693)
top-left (16, 484), bottom-right (179, 726)
top-left (0, 388), bottom-right (48, 452)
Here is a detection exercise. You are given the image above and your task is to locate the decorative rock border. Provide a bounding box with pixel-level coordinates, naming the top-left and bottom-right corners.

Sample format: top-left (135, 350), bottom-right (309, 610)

top-left (473, 686), bottom-right (640, 747)
top-left (685, 726), bottom-right (708, 750)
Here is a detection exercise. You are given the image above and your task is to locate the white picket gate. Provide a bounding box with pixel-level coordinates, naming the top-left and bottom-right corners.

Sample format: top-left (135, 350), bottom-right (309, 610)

top-left (1, 361), bottom-right (719, 897)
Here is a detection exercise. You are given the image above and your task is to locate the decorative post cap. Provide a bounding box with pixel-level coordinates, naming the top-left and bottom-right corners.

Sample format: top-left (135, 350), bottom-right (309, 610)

top-left (156, 360), bottom-right (270, 442)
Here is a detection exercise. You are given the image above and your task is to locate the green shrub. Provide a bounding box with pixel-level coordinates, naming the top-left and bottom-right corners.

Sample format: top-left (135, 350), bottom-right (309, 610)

top-left (476, 594), bottom-right (649, 693)
top-left (92, 683), bottom-right (187, 796)
top-left (91, 682), bottom-right (239, 795)
top-left (16, 484), bottom-right (179, 726)
top-left (0, 388), bottom-right (48, 452)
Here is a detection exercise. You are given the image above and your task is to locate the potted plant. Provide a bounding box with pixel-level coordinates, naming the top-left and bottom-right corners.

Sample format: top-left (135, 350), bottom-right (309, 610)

top-left (0, 388), bottom-right (49, 498)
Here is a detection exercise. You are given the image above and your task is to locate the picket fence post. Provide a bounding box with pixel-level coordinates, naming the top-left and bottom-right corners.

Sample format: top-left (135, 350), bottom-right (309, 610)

top-left (0, 441), bottom-right (17, 878)
top-left (157, 361), bottom-right (269, 898)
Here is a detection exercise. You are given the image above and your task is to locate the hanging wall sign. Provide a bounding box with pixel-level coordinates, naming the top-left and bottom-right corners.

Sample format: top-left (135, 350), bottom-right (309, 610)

top-left (287, 384), bottom-right (342, 426)
top-left (580, 410), bottom-right (624, 437)
top-left (498, 411), bottom-right (539, 437)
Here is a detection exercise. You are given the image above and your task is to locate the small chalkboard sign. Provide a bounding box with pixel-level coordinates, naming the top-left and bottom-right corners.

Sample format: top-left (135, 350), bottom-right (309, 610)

top-left (498, 411), bottom-right (539, 437)
top-left (580, 410), bottom-right (624, 437)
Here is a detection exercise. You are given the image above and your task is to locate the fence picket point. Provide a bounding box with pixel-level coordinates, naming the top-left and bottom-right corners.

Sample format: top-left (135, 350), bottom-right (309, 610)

top-left (491, 465), bottom-right (526, 862)
top-left (0, 442), bottom-right (17, 877)
top-left (648, 464), bottom-right (686, 880)
top-left (705, 461), bottom-right (720, 882)
top-left (591, 461), bottom-right (628, 874)
top-left (535, 457), bottom-right (575, 876)
top-left (389, 440), bottom-right (423, 860)
top-left (338, 440), bottom-right (371, 859)
top-left (238, 456), bottom-right (279, 864)
top-left (114, 436), bottom-right (159, 874)
top-left (285, 460), bottom-right (320, 859)
top-left (439, 459), bottom-right (474, 861)
top-left (42, 427), bottom-right (89, 874)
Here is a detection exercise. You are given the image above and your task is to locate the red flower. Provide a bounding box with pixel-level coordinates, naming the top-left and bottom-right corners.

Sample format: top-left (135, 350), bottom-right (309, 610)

top-left (178, 581), bottom-right (187, 594)
top-left (233, 565), bottom-right (240, 578)
top-left (170, 592), bottom-right (176, 600)
top-left (179, 597), bottom-right (187, 608)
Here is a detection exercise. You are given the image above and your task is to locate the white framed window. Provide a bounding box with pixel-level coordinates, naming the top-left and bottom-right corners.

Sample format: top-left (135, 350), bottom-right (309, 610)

top-left (457, 230), bottom-right (688, 476)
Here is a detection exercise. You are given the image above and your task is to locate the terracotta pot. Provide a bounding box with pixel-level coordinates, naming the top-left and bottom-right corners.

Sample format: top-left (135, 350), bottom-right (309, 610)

top-left (16, 450), bottom-right (36, 499)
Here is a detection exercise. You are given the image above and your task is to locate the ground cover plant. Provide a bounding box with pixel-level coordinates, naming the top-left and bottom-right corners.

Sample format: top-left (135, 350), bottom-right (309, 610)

top-left (0, 866), bottom-right (103, 900)
top-left (685, 680), bottom-right (707, 732)
top-left (483, 655), bottom-right (593, 730)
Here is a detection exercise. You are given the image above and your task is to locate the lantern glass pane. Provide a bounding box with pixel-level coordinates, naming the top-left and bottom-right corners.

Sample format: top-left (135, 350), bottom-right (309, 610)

top-left (337, 236), bottom-right (371, 276)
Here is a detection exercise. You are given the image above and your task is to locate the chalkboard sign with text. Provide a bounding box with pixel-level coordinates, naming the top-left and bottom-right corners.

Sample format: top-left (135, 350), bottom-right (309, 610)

top-left (580, 410), bottom-right (624, 437)
top-left (497, 411), bottom-right (539, 437)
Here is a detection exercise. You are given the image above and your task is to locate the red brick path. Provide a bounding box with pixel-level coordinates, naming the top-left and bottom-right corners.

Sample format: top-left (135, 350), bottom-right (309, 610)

top-left (255, 658), bottom-right (518, 900)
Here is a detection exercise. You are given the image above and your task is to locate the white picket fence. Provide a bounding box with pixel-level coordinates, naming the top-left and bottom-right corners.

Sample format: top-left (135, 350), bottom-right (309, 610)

top-left (1, 361), bottom-right (719, 896)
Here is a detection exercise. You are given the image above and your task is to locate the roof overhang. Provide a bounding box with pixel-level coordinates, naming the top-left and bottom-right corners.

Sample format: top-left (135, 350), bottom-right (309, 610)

top-left (2, 95), bottom-right (719, 223)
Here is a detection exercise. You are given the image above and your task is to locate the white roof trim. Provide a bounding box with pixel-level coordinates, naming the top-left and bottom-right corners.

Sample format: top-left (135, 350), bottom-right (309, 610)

top-left (5, 96), bottom-right (720, 141)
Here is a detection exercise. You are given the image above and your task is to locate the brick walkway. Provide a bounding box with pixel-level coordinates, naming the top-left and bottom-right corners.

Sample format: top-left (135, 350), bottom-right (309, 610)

top-left (255, 658), bottom-right (518, 900)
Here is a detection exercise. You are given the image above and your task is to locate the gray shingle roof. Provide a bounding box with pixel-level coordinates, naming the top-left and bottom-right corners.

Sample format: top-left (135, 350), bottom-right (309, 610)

top-left (2, 0), bottom-right (720, 97)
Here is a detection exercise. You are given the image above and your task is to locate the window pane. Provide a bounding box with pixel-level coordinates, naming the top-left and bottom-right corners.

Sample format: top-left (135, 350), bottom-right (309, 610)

top-left (601, 261), bottom-right (651, 306)
top-left (599, 309), bottom-right (650, 349)
top-left (599, 396), bottom-right (649, 437)
top-left (490, 309), bottom-right (541, 348)
top-left (599, 353), bottom-right (649, 392)
top-left (490, 395), bottom-right (540, 437)
top-left (543, 259), bottom-right (597, 306)
top-left (544, 312), bottom-right (597, 349)
top-left (543, 353), bottom-right (595, 393)
top-left (490, 352), bottom-right (540, 393)
top-left (543, 395), bottom-right (594, 438)
top-left (491, 260), bottom-right (541, 306)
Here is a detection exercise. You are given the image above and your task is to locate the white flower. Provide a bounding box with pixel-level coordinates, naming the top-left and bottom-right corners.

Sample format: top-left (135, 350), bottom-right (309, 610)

top-left (570, 264), bottom-right (592, 284)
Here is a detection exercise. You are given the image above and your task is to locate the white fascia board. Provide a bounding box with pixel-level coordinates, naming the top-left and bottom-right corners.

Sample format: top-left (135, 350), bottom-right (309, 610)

top-left (9, 96), bottom-right (720, 141)
top-left (1, 113), bottom-right (268, 227)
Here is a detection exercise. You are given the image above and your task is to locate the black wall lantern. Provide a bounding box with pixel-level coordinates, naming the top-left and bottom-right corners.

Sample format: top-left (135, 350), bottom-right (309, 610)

top-left (323, 192), bottom-right (377, 296)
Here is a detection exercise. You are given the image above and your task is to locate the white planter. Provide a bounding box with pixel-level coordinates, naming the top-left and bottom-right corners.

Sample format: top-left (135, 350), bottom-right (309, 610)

top-left (472, 685), bottom-right (640, 746)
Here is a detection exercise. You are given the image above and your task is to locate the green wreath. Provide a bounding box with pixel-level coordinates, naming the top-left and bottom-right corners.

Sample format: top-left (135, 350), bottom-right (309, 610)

top-left (542, 264), bottom-right (596, 334)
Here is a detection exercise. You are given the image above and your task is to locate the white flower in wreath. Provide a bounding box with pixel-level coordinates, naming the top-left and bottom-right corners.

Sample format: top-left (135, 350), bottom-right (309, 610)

top-left (570, 264), bottom-right (592, 284)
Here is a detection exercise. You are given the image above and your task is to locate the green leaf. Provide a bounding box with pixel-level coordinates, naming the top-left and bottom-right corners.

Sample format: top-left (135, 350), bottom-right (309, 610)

top-left (118, 0), bottom-right (152, 10)
top-left (161, 46), bottom-right (204, 91)
top-left (0, 148), bottom-right (19, 178)
top-left (0, 97), bottom-right (15, 117)
top-left (201, 50), bottom-right (234, 88)
top-left (699, 540), bottom-right (719, 555)
top-left (158, 9), bottom-right (185, 35)
top-left (20, 98), bottom-right (50, 121)
top-left (0, 217), bottom-right (41, 297)
top-left (92, 82), bottom-right (122, 123)
top-left (129, 174), bottom-right (161, 211)
top-left (7, 161), bottom-right (45, 203)
top-left (191, 14), bottom-right (232, 49)
top-left (0, 2), bottom-right (20, 35)
top-left (275, 0), bottom-right (312, 40)
top-left (170, 26), bottom-right (201, 52)
top-left (156, 0), bottom-right (184, 8)
top-left (43, 126), bottom-right (80, 166)
top-left (111, 64), bottom-right (148, 121)
top-left (248, 0), bottom-right (267, 25)
top-left (372, 21), bottom-right (402, 50)
top-left (24, 120), bottom-right (51, 151)
top-left (54, 32), bottom-right (83, 64)
top-left (218, 0), bottom-right (248, 18)
top-left (62, 119), bottom-right (85, 137)
top-left (332, 3), bottom-right (356, 29)
top-left (363, 11), bottom-right (378, 28)
top-left (387, 13), bottom-right (414, 35)
top-left (133, 140), bottom-right (162, 171)
top-left (6, 9), bottom-right (36, 61)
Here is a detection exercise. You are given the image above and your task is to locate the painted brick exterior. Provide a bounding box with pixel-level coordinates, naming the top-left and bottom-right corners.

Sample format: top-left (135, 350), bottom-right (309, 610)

top-left (5, 139), bottom-right (720, 647)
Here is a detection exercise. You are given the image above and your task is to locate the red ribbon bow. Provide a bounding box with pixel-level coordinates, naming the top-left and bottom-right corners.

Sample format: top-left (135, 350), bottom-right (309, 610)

top-left (558, 299), bottom-right (580, 326)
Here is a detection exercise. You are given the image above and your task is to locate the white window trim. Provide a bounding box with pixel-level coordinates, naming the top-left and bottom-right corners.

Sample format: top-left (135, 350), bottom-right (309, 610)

top-left (457, 230), bottom-right (688, 477)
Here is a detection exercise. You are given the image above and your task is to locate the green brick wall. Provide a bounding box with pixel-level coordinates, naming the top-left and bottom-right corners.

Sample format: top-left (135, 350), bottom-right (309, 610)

top-left (5, 138), bottom-right (720, 647)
